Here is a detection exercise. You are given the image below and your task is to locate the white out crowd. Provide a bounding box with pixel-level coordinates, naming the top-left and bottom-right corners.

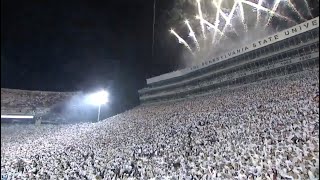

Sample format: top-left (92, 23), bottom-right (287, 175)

top-left (1, 69), bottom-right (319, 179)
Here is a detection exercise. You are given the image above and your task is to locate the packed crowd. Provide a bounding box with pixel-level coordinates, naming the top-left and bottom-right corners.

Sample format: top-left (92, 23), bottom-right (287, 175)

top-left (1, 88), bottom-right (74, 114)
top-left (1, 69), bottom-right (319, 179)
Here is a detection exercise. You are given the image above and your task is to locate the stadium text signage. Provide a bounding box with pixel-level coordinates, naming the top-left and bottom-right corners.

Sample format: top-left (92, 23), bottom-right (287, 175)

top-left (201, 17), bottom-right (319, 67)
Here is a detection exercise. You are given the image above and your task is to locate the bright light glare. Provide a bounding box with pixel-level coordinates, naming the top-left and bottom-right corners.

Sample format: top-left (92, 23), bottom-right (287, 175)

top-left (1, 115), bottom-right (34, 119)
top-left (86, 90), bottom-right (109, 106)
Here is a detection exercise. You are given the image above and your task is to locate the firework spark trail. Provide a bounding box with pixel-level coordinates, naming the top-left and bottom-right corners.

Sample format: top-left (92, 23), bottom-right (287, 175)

top-left (237, 1), bottom-right (248, 32)
top-left (265, 0), bottom-right (282, 28)
top-left (302, 0), bottom-right (313, 17)
top-left (197, 17), bottom-right (225, 36)
top-left (241, 1), bottom-right (296, 24)
top-left (185, 20), bottom-right (200, 50)
top-left (212, 0), bottom-right (222, 44)
top-left (255, 0), bottom-right (264, 27)
top-left (219, 2), bottom-right (239, 41)
top-left (212, 0), bottom-right (224, 23)
top-left (170, 29), bottom-right (194, 54)
top-left (197, 0), bottom-right (206, 39)
top-left (212, 0), bottom-right (240, 43)
top-left (285, 0), bottom-right (307, 21)
top-left (219, 10), bottom-right (228, 21)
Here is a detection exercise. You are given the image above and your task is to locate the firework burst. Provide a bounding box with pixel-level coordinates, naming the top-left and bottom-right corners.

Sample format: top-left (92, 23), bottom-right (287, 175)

top-left (168, 0), bottom-right (314, 61)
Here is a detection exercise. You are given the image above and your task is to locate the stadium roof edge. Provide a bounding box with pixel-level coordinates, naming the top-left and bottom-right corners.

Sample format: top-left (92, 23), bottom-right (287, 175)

top-left (1, 88), bottom-right (78, 94)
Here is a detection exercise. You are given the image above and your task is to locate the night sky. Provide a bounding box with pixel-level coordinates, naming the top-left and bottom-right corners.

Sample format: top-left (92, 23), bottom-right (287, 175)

top-left (1, 0), bottom-right (183, 92)
top-left (1, 0), bottom-right (319, 99)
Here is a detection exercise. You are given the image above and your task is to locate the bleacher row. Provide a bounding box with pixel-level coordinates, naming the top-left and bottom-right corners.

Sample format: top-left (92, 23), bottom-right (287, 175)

top-left (1, 88), bottom-right (75, 117)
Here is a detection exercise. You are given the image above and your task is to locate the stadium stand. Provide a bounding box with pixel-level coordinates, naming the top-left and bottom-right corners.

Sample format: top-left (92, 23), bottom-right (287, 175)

top-left (1, 69), bottom-right (319, 179)
top-left (1, 17), bottom-right (319, 180)
top-left (139, 17), bottom-right (319, 103)
top-left (1, 88), bottom-right (76, 124)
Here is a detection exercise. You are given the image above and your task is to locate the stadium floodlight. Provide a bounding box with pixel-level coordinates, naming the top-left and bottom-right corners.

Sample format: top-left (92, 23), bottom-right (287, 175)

top-left (87, 90), bottom-right (109, 106)
top-left (86, 90), bottom-right (109, 122)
